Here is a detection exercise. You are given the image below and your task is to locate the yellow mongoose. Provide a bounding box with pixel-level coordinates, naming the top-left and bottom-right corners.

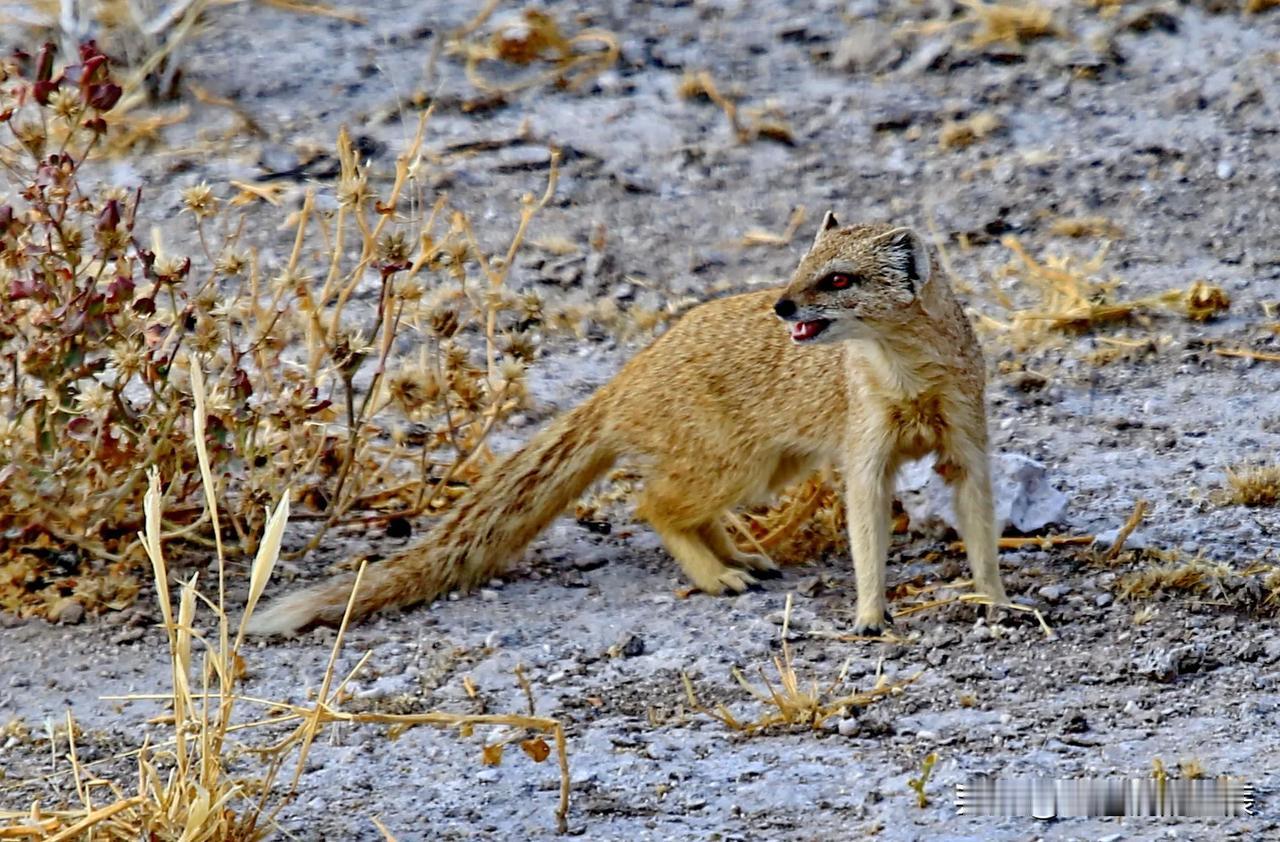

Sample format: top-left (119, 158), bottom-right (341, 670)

top-left (247, 215), bottom-right (1010, 636)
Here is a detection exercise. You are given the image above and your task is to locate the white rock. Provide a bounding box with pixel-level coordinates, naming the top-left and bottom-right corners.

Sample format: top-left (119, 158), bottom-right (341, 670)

top-left (1094, 526), bottom-right (1150, 552)
top-left (895, 453), bottom-right (1068, 535)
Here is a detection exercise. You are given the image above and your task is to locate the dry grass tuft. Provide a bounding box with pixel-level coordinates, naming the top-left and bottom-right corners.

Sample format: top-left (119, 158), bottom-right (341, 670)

top-left (959, 0), bottom-right (1057, 48)
top-left (682, 595), bottom-right (918, 733)
top-left (1115, 549), bottom-right (1280, 613)
top-left (939, 111), bottom-right (1001, 149)
top-left (1179, 281), bottom-right (1232, 321)
top-left (1226, 464), bottom-right (1280, 507)
top-left (997, 236), bottom-right (1134, 336)
top-left (733, 474), bottom-right (850, 566)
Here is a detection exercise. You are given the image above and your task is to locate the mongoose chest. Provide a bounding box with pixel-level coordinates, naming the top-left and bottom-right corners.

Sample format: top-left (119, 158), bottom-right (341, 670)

top-left (885, 393), bottom-right (949, 460)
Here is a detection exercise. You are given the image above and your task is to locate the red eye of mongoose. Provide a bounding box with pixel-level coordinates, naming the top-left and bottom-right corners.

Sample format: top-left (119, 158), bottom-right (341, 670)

top-left (824, 273), bottom-right (853, 290)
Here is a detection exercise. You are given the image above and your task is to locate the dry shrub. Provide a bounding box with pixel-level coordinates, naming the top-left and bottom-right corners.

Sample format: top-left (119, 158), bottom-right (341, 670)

top-left (985, 236), bottom-right (1230, 350)
top-left (5, 0), bottom-right (365, 102)
top-left (0, 46), bottom-right (556, 619)
top-left (959, 0), bottom-right (1057, 48)
top-left (939, 111), bottom-right (1000, 149)
top-left (0, 422), bottom-right (570, 838)
top-left (447, 2), bottom-right (619, 95)
top-left (1226, 464), bottom-right (1280, 507)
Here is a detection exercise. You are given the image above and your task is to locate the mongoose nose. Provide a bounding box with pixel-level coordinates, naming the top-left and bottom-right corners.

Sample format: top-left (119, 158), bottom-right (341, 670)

top-left (773, 298), bottom-right (797, 319)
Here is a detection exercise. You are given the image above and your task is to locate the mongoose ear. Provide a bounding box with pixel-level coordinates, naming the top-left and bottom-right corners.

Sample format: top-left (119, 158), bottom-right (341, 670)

top-left (813, 211), bottom-right (840, 246)
top-left (876, 227), bottom-right (932, 288)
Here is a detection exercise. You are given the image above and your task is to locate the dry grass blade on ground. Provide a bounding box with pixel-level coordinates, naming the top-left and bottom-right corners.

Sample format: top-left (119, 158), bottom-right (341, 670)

top-left (677, 70), bottom-right (796, 145)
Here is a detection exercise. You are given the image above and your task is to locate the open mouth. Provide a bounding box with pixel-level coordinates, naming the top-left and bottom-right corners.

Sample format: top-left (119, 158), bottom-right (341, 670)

top-left (790, 319), bottom-right (831, 343)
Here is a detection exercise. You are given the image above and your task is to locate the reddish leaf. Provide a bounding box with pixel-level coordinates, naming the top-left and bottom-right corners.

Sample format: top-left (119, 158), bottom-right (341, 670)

top-left (65, 417), bottom-right (95, 442)
top-left (35, 42), bottom-right (55, 82)
top-left (32, 79), bottom-right (60, 105)
top-left (88, 82), bottom-right (121, 112)
top-left (520, 737), bottom-right (551, 763)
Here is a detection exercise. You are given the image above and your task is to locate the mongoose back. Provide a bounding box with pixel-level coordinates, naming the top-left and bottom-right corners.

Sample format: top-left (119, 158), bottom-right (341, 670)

top-left (247, 215), bottom-right (1010, 636)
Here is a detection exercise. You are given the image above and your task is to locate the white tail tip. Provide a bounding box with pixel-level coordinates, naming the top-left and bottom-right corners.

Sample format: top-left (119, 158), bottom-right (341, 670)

top-left (242, 591), bottom-right (319, 637)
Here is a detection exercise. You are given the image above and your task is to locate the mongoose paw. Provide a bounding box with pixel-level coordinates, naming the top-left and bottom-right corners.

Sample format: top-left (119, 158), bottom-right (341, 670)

top-left (975, 583), bottom-right (1014, 620)
top-left (850, 608), bottom-right (896, 638)
top-left (698, 567), bottom-right (759, 595)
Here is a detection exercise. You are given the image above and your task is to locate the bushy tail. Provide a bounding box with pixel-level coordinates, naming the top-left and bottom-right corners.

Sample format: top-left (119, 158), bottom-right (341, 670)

top-left (246, 399), bottom-right (617, 636)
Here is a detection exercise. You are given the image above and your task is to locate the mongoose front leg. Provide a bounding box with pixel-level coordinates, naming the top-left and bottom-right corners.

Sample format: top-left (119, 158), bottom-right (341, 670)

top-left (946, 441), bottom-right (1010, 607)
top-left (844, 453), bottom-right (896, 635)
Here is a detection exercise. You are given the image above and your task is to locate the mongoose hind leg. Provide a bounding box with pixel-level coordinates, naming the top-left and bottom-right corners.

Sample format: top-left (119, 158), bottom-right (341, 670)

top-left (697, 521), bottom-right (780, 578)
top-left (652, 522), bottom-right (760, 594)
top-left (637, 453), bottom-right (776, 593)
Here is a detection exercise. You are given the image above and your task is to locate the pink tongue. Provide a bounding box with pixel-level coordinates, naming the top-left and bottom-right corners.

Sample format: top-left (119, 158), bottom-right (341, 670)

top-left (791, 321), bottom-right (821, 341)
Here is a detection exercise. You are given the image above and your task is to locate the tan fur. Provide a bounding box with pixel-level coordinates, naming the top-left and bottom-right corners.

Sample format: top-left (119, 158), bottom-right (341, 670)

top-left (246, 218), bottom-right (1010, 637)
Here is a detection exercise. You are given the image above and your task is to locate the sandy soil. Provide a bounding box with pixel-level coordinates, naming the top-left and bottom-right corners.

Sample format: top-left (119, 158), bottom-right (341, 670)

top-left (3, 0), bottom-right (1280, 839)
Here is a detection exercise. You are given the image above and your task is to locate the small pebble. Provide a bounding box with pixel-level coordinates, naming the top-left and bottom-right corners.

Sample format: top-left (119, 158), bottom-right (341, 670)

top-left (56, 601), bottom-right (85, 625)
top-left (1038, 584), bottom-right (1068, 603)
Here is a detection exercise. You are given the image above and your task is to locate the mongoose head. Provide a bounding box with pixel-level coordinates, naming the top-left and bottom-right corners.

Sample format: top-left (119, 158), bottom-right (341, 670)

top-left (773, 214), bottom-right (932, 345)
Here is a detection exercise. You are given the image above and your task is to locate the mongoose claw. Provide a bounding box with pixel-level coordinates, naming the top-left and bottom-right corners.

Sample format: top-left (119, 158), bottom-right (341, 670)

top-left (731, 552), bottom-right (781, 576)
top-left (748, 566), bottom-right (784, 581)
top-left (716, 568), bottom-right (760, 594)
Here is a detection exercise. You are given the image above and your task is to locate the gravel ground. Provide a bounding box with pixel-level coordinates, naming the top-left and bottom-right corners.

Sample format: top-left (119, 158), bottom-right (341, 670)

top-left (3, 0), bottom-right (1280, 839)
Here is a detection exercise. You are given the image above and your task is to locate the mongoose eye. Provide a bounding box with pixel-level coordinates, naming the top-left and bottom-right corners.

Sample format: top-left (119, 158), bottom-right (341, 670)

top-left (819, 273), bottom-right (856, 291)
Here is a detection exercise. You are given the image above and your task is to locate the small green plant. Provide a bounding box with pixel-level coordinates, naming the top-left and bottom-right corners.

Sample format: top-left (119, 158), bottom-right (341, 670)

top-left (907, 752), bottom-right (938, 808)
